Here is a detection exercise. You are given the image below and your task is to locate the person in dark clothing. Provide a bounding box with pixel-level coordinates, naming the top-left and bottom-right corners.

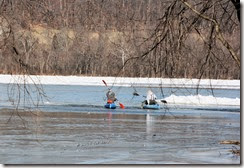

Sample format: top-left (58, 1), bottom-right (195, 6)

top-left (106, 89), bottom-right (117, 103)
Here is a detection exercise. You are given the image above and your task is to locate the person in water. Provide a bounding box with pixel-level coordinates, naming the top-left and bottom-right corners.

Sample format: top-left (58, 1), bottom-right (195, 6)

top-left (143, 89), bottom-right (157, 105)
top-left (106, 88), bottom-right (117, 103)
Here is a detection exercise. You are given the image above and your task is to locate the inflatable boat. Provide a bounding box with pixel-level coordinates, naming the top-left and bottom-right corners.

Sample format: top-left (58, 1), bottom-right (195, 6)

top-left (142, 103), bottom-right (160, 110)
top-left (104, 103), bottom-right (116, 109)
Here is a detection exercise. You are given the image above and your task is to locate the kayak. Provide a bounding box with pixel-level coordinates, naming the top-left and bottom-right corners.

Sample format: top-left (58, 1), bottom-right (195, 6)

top-left (142, 103), bottom-right (160, 110)
top-left (104, 103), bottom-right (116, 109)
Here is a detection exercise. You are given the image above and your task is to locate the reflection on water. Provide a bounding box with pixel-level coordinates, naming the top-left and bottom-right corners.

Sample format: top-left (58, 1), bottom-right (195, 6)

top-left (146, 113), bottom-right (154, 135)
top-left (146, 113), bottom-right (157, 142)
top-left (107, 111), bottom-right (112, 124)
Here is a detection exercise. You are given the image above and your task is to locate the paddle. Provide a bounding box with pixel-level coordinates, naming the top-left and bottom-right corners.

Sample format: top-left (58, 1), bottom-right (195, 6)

top-left (134, 92), bottom-right (167, 104)
top-left (102, 80), bottom-right (125, 109)
top-left (102, 80), bottom-right (108, 87)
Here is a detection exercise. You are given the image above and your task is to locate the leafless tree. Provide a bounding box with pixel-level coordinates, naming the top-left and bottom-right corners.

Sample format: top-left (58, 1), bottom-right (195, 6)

top-left (0, 0), bottom-right (240, 79)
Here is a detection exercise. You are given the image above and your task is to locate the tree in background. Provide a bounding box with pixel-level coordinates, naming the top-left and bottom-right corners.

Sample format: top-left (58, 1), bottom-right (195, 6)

top-left (0, 0), bottom-right (240, 79)
top-left (122, 0), bottom-right (240, 79)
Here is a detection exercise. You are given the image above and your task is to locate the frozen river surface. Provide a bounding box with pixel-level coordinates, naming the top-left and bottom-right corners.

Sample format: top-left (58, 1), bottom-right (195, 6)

top-left (0, 82), bottom-right (240, 164)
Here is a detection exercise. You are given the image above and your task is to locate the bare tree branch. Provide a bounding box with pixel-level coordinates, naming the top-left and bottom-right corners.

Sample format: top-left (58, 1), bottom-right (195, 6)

top-left (181, 0), bottom-right (240, 68)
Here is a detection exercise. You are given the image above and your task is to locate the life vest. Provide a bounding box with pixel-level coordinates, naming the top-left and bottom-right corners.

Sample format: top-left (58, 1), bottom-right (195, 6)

top-left (107, 99), bottom-right (113, 104)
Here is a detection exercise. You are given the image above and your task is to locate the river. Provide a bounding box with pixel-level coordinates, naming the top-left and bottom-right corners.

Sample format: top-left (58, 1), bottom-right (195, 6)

top-left (0, 83), bottom-right (240, 164)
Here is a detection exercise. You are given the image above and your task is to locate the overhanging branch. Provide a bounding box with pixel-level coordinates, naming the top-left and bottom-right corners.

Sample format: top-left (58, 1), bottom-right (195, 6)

top-left (180, 0), bottom-right (240, 68)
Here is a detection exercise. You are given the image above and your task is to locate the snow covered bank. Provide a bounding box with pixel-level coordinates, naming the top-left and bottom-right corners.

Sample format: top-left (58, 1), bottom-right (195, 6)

top-left (0, 74), bottom-right (240, 89)
top-left (161, 94), bottom-right (240, 107)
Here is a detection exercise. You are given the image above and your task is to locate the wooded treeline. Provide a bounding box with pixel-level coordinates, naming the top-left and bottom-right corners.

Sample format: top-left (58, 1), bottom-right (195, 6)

top-left (0, 0), bottom-right (240, 79)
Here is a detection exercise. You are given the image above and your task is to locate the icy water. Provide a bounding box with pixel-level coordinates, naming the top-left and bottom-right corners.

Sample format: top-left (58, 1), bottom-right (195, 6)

top-left (0, 84), bottom-right (240, 112)
top-left (0, 84), bottom-right (240, 164)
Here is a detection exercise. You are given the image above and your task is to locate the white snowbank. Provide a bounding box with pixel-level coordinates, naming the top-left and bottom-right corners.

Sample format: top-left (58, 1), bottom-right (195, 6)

top-left (0, 74), bottom-right (240, 89)
top-left (161, 94), bottom-right (240, 106)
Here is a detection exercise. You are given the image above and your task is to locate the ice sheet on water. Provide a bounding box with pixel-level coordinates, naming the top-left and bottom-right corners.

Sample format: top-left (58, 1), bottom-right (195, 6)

top-left (0, 74), bottom-right (240, 89)
top-left (0, 75), bottom-right (240, 112)
top-left (161, 94), bottom-right (240, 107)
